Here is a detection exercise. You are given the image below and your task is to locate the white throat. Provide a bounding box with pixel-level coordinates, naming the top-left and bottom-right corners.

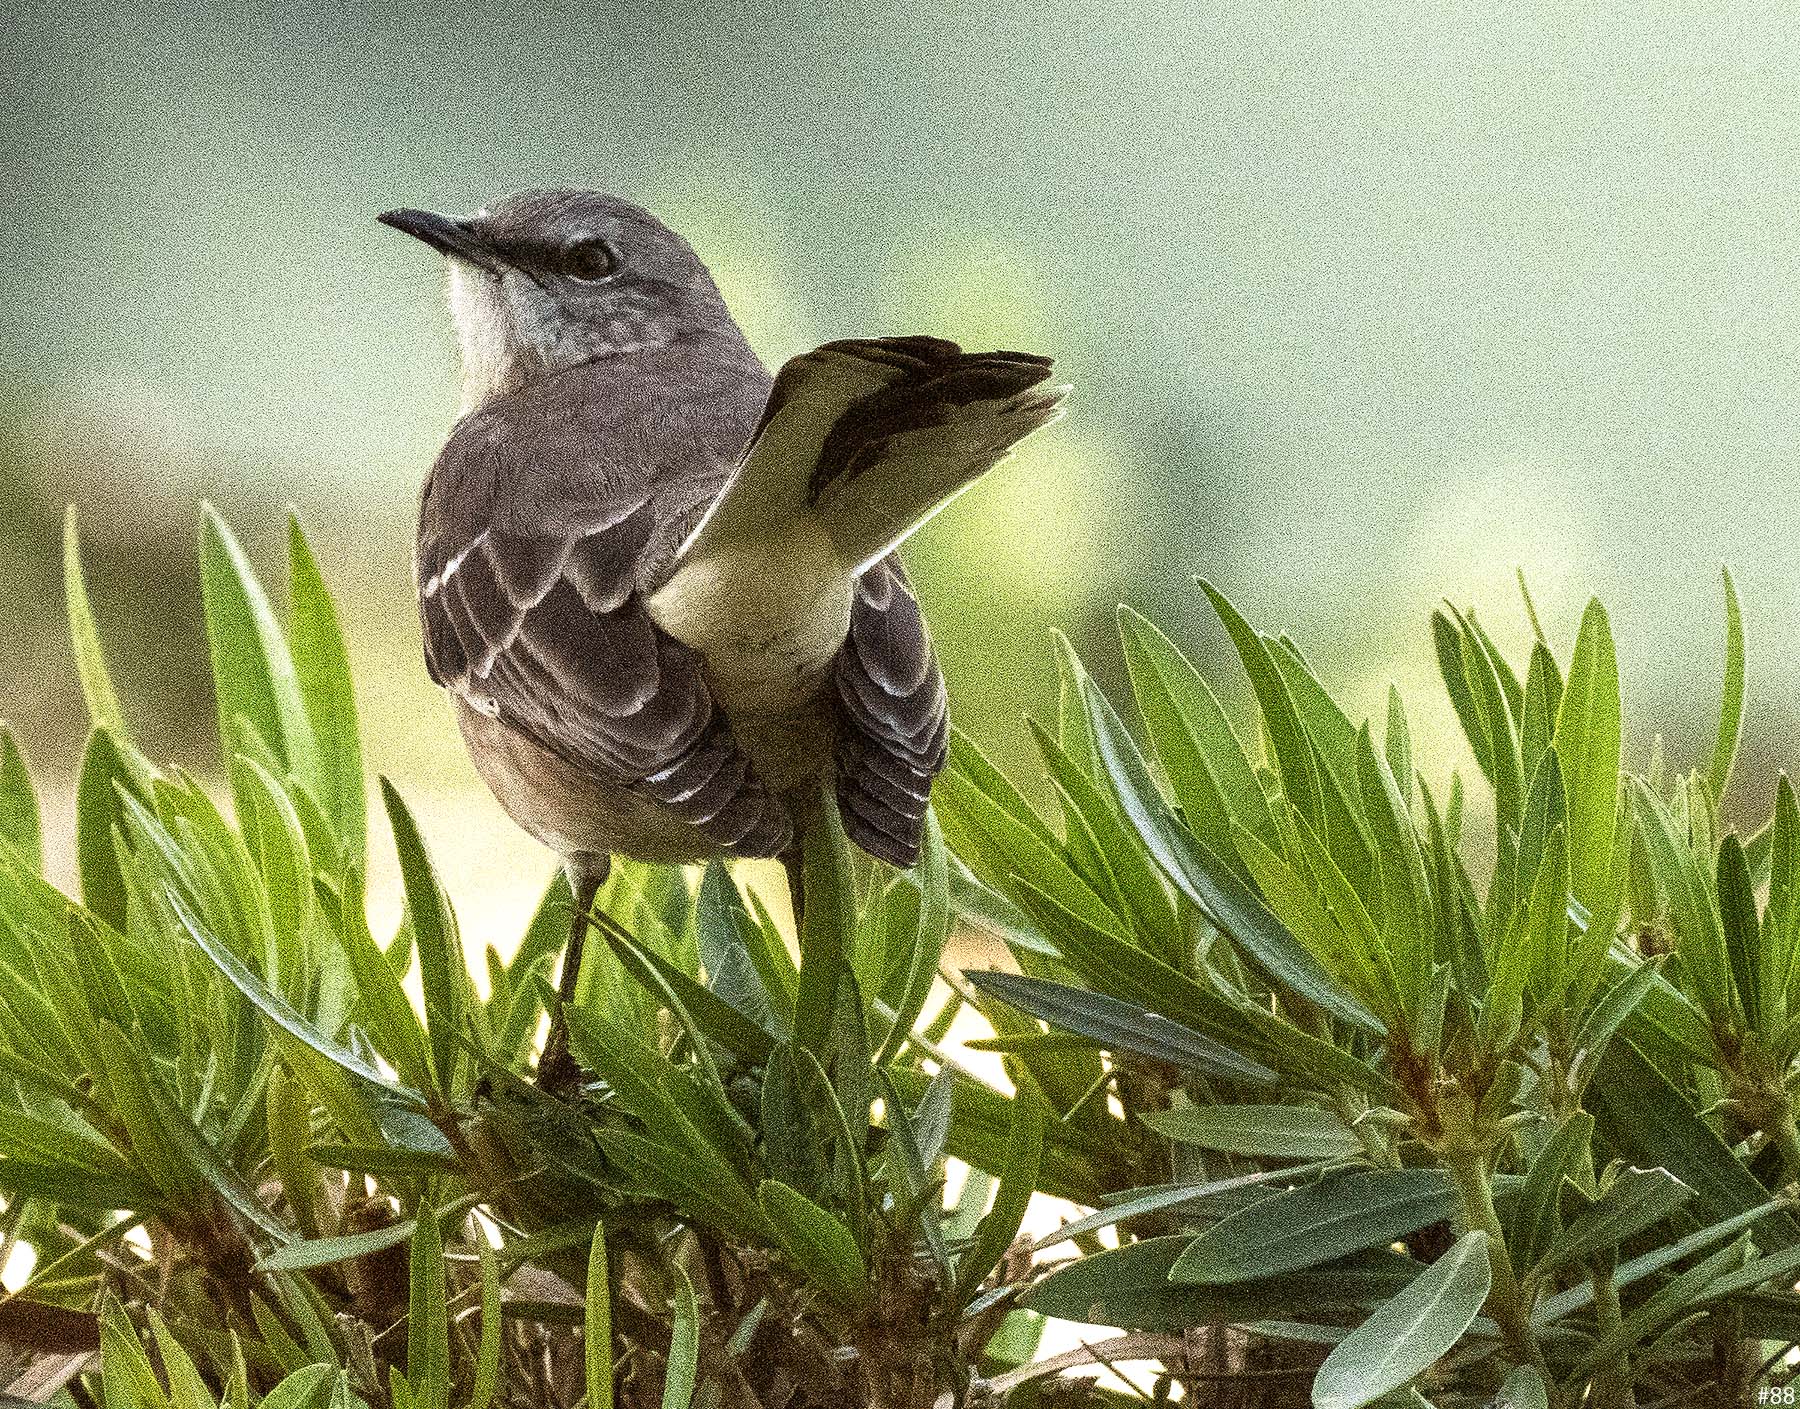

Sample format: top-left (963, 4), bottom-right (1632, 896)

top-left (447, 262), bottom-right (525, 413)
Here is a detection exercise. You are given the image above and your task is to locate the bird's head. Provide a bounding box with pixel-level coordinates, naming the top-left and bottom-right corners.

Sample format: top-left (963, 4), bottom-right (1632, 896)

top-left (379, 189), bottom-right (740, 409)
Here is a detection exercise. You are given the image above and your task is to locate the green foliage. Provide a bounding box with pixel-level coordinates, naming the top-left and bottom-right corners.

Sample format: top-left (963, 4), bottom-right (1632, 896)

top-left (3, 509), bottom-right (1797, 1408)
top-left (942, 567), bottom-right (1800, 1405)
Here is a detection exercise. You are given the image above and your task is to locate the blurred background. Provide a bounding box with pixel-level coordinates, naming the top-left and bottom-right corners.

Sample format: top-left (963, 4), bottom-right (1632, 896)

top-left (3, 0), bottom-right (1797, 933)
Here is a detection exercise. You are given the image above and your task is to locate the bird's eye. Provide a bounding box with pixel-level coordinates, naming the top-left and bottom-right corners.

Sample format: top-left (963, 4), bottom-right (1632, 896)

top-left (563, 238), bottom-right (619, 282)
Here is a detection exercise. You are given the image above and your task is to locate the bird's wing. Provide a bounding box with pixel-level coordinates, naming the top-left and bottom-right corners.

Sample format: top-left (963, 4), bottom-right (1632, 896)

top-left (417, 399), bottom-right (791, 858)
top-left (832, 556), bottom-right (948, 865)
top-left (673, 337), bottom-right (1067, 577)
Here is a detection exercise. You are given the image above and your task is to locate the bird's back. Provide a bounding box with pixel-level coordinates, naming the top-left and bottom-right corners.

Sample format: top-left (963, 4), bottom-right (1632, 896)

top-left (418, 338), bottom-right (772, 603)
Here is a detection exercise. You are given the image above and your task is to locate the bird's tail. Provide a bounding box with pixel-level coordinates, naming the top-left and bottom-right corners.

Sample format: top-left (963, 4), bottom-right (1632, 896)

top-left (676, 337), bottom-right (1067, 575)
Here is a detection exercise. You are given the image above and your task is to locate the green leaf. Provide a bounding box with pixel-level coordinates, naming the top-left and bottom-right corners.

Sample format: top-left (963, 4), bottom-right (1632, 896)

top-left (1555, 599), bottom-right (1622, 921)
top-left (198, 504), bottom-right (318, 787)
top-left (1311, 1231), bottom-right (1491, 1409)
top-left (646, 1266), bottom-right (695, 1409)
top-left (1568, 1236), bottom-right (1749, 1379)
top-left (606, 918), bottom-right (778, 1064)
top-left (164, 881), bottom-right (424, 1102)
top-left (1434, 608), bottom-right (1523, 837)
top-left (758, 1179), bottom-right (870, 1306)
top-left (1718, 833), bottom-right (1762, 1025)
top-left (90, 1018), bottom-right (208, 1206)
top-left (1633, 781), bottom-right (1732, 1019)
top-left (1082, 677), bottom-right (1382, 1033)
top-left (407, 1202), bottom-right (450, 1409)
top-left (234, 755), bottom-right (315, 951)
top-left (1031, 716), bottom-right (1182, 964)
top-left (256, 1219), bottom-right (419, 1273)
top-left (1037, 1162), bottom-right (1333, 1250)
top-left (63, 506), bottom-right (127, 735)
top-left (697, 860), bottom-right (796, 1028)
top-left (1197, 579), bottom-right (1324, 828)
top-left (149, 1308), bottom-right (220, 1409)
top-left (1519, 644), bottom-right (1562, 788)
top-left (964, 970), bottom-right (1277, 1085)
top-left (1007, 878), bottom-right (1394, 1098)
top-left (470, 1233), bottom-right (502, 1409)
top-left (1590, 1036), bottom-right (1797, 1248)
top-left (1492, 1367), bottom-right (1550, 1409)
top-left (1534, 1196), bottom-right (1788, 1326)
top-left (1117, 604), bottom-right (1280, 860)
top-left (1710, 566), bottom-right (1746, 802)
top-left (1142, 1104), bottom-right (1361, 1161)
top-left (75, 727), bottom-right (141, 930)
top-left (140, 1071), bottom-right (293, 1244)
top-left (1171, 1169), bottom-right (1456, 1284)
top-left (258, 1366), bottom-right (335, 1409)
top-left (1026, 1236), bottom-right (1421, 1332)
top-left (0, 728), bottom-right (42, 872)
top-left (936, 738), bottom-right (1121, 939)
top-left (876, 809), bottom-right (949, 1062)
top-left (1355, 721), bottom-right (1434, 1006)
top-left (101, 1294), bottom-right (169, 1409)
top-left (288, 515), bottom-right (365, 861)
top-left (877, 1068), bottom-right (953, 1275)
top-left (586, 1224), bottom-right (615, 1409)
top-left (1508, 1111), bottom-right (1593, 1274)
top-left (1384, 686), bottom-right (1413, 808)
top-left (381, 778), bottom-right (465, 1092)
top-left (1541, 1166), bottom-right (1693, 1271)
top-left (1572, 958), bottom-right (1661, 1070)
top-left (332, 880), bottom-right (434, 1095)
top-left (794, 791), bottom-right (855, 1056)
top-left (957, 1079), bottom-right (1045, 1301)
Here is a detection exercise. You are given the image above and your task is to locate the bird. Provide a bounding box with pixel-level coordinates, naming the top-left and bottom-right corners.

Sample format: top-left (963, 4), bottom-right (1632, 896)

top-left (379, 189), bottom-right (1065, 1088)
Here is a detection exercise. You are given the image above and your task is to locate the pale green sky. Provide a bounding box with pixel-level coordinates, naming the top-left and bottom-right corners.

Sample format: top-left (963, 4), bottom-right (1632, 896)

top-left (5, 0), bottom-right (1800, 812)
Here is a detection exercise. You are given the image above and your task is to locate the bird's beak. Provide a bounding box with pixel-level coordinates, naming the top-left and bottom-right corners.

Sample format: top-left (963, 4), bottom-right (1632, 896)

top-left (377, 208), bottom-right (505, 276)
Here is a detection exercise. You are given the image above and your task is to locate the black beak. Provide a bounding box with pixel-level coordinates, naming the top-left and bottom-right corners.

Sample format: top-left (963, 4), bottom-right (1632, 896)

top-left (377, 208), bottom-right (504, 275)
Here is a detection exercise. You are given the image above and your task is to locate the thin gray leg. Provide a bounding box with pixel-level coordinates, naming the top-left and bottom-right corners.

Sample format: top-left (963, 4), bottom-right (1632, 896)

top-left (537, 853), bottom-right (609, 1096)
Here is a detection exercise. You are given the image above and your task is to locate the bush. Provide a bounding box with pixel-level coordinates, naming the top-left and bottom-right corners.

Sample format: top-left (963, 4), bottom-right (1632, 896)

top-left (0, 508), bottom-right (1794, 1408)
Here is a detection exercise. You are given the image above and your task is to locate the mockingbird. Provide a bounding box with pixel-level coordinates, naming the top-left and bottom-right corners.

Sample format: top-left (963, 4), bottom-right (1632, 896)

top-left (379, 189), bottom-right (1064, 1086)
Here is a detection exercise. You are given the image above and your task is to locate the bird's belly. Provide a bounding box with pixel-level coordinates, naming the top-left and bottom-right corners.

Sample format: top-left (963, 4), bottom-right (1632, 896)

top-left (645, 523), bottom-right (852, 724)
top-left (453, 701), bottom-right (719, 863)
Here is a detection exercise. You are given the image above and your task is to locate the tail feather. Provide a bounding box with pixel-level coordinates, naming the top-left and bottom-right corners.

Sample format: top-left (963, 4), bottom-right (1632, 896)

top-left (676, 337), bottom-right (1066, 575)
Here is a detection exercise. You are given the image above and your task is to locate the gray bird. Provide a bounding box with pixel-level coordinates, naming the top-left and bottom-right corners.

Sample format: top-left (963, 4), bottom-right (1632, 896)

top-left (379, 190), bottom-right (1064, 1084)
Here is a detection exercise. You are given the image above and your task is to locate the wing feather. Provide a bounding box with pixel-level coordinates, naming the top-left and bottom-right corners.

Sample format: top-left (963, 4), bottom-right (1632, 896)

top-left (417, 385), bottom-right (790, 859)
top-left (832, 557), bottom-right (948, 865)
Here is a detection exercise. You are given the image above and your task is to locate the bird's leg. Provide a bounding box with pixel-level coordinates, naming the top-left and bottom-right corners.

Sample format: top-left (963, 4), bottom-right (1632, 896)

top-left (537, 854), bottom-right (608, 1096)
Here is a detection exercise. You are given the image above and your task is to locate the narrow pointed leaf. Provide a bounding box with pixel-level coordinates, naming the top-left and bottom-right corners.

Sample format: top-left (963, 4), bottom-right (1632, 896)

top-left (1710, 565), bottom-right (1745, 801)
top-left (662, 1265), bottom-right (700, 1409)
top-left (958, 1081), bottom-right (1045, 1301)
top-left (1142, 1104), bottom-right (1361, 1161)
top-left (587, 1224), bottom-right (614, 1409)
top-left (1311, 1231), bottom-right (1491, 1409)
top-left (198, 505), bottom-right (317, 786)
top-left (64, 507), bottom-right (126, 735)
top-left (1082, 678), bottom-right (1381, 1033)
top-left (1171, 1169), bottom-right (1457, 1284)
top-left (1555, 599), bottom-right (1622, 919)
top-left (1542, 1166), bottom-right (1692, 1271)
top-left (1198, 579), bottom-right (1324, 827)
top-left (288, 515), bottom-right (366, 861)
top-left (0, 729), bottom-right (42, 872)
top-left (381, 778), bottom-right (465, 1090)
top-left (758, 1179), bottom-right (869, 1306)
top-left (964, 970), bottom-right (1277, 1084)
top-left (407, 1203), bottom-right (450, 1409)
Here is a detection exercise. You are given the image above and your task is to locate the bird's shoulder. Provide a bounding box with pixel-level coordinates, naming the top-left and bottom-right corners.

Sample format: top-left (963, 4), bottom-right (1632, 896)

top-left (420, 343), bottom-right (769, 571)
